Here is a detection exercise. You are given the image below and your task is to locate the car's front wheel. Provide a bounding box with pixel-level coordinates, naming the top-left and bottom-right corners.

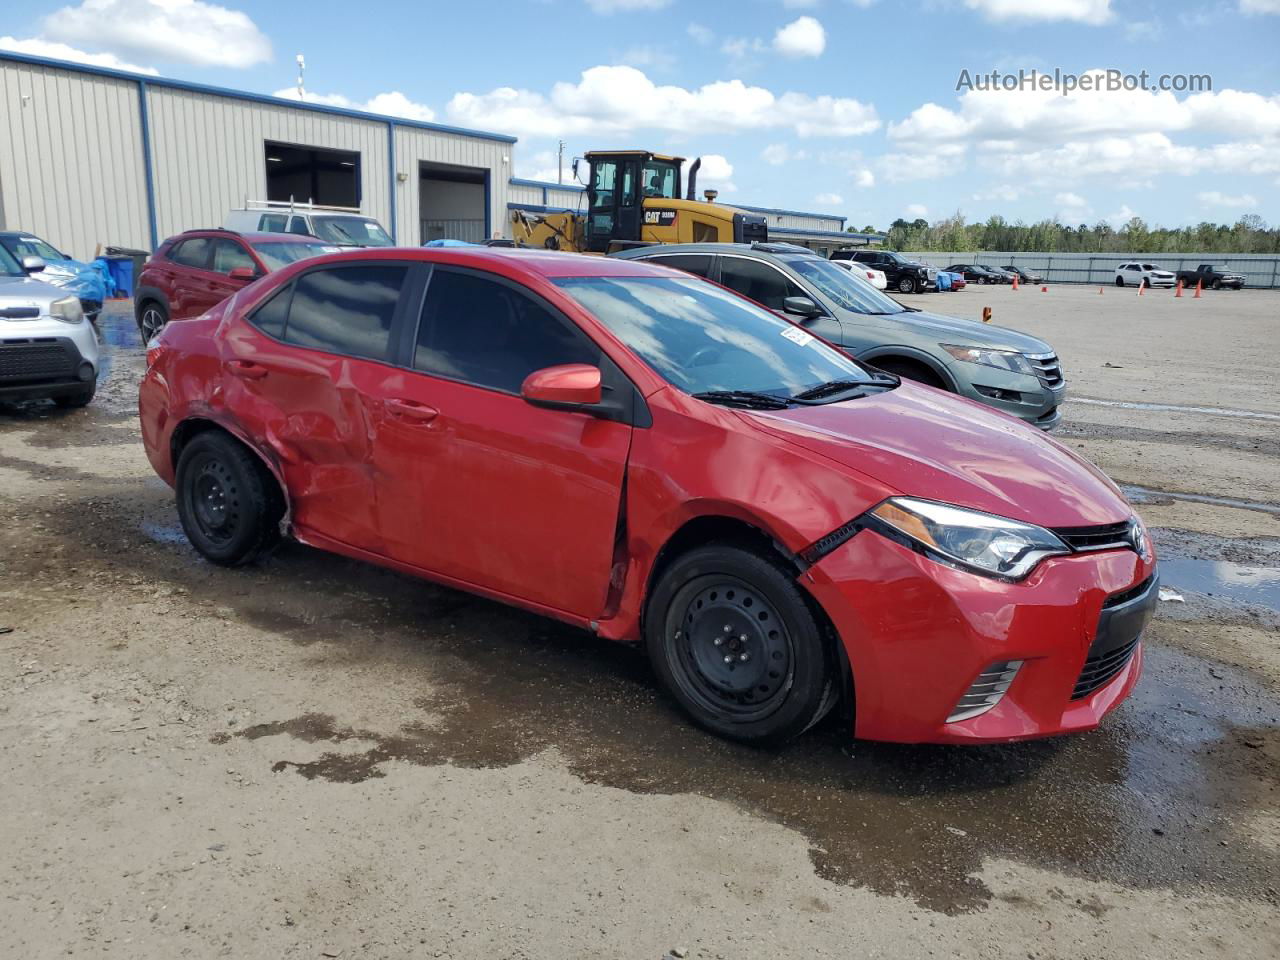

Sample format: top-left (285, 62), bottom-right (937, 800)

top-left (1212, 279), bottom-right (1222, 290)
top-left (175, 431), bottom-right (284, 566)
top-left (897, 276), bottom-right (917, 294)
top-left (646, 543), bottom-right (836, 745)
top-left (1115, 276), bottom-right (1125, 287)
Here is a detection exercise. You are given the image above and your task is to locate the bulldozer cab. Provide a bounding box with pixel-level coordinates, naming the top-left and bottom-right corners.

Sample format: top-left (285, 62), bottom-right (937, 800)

top-left (582, 151), bottom-right (683, 253)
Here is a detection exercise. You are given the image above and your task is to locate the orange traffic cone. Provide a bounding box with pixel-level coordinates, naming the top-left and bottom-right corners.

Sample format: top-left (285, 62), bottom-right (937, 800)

top-left (1040, 285), bottom-right (1047, 293)
top-left (1011, 274), bottom-right (1019, 290)
top-left (1194, 279), bottom-right (1203, 298)
top-left (1175, 279), bottom-right (1183, 297)
top-left (1138, 282), bottom-right (1145, 297)
top-left (1098, 286), bottom-right (1104, 294)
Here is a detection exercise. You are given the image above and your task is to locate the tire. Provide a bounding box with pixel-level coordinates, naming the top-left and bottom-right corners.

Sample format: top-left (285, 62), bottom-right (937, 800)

top-left (897, 275), bottom-right (917, 294)
top-left (871, 357), bottom-right (947, 389)
top-left (137, 301), bottom-right (168, 342)
top-left (53, 382), bottom-right (95, 409)
top-left (174, 431), bottom-right (284, 566)
top-left (1212, 279), bottom-right (1222, 290)
top-left (1115, 276), bottom-right (1125, 287)
top-left (645, 543), bottom-right (836, 745)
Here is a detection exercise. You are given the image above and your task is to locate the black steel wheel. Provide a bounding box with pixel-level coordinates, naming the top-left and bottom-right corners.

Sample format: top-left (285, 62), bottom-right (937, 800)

top-left (175, 431), bottom-right (283, 566)
top-left (646, 543), bottom-right (836, 744)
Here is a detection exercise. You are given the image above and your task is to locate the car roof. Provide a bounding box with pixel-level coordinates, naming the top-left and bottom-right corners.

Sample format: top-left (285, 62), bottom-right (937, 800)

top-left (241, 232), bottom-right (327, 243)
top-left (612, 242), bottom-right (825, 264)
top-left (291, 246), bottom-right (688, 280)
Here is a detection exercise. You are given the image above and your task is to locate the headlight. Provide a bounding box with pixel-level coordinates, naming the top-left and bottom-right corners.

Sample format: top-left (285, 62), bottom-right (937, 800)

top-left (941, 344), bottom-right (1034, 375)
top-left (49, 296), bottom-right (84, 324)
top-left (867, 497), bottom-right (1069, 580)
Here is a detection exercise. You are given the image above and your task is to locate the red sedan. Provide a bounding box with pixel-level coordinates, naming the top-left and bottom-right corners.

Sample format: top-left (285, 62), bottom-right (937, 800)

top-left (138, 248), bottom-right (1156, 745)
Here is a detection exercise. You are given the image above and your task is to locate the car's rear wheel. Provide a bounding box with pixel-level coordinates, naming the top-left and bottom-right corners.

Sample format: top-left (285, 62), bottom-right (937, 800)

top-left (53, 382), bottom-right (95, 409)
top-left (897, 276), bottom-right (916, 294)
top-left (138, 301), bottom-right (168, 342)
top-left (175, 431), bottom-right (283, 566)
top-left (1212, 279), bottom-right (1222, 290)
top-left (646, 543), bottom-right (836, 745)
top-left (1115, 276), bottom-right (1125, 287)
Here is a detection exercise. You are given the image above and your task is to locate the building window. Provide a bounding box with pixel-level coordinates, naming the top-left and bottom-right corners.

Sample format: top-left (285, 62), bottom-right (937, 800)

top-left (265, 141), bottom-right (360, 208)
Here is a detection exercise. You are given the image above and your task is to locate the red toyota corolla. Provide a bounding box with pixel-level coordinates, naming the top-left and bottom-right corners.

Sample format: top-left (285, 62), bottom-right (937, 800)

top-left (139, 248), bottom-right (1157, 746)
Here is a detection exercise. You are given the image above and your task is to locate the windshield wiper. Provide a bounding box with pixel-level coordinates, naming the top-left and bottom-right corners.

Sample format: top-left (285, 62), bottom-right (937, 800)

top-left (692, 390), bottom-right (795, 410)
top-left (793, 376), bottom-right (897, 401)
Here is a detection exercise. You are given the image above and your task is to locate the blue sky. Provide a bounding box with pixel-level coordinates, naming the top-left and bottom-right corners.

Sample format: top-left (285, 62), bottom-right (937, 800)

top-left (4, 0), bottom-right (1278, 229)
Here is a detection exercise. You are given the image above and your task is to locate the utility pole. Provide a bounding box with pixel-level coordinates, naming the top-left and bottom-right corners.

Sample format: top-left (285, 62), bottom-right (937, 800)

top-left (296, 54), bottom-right (306, 100)
top-left (557, 140), bottom-right (565, 184)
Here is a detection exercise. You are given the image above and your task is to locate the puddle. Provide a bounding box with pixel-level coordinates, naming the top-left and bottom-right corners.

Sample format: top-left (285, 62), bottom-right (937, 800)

top-left (140, 519), bottom-right (190, 546)
top-left (1123, 483), bottom-right (1280, 517)
top-left (1159, 556), bottom-right (1280, 611)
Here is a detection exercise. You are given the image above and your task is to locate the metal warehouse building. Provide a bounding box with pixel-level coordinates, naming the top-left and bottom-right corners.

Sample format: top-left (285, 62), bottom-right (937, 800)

top-left (1, 49), bottom-right (876, 260)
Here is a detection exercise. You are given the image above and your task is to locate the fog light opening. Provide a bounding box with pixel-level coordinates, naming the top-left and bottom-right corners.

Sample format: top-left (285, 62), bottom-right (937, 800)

top-left (947, 660), bottom-right (1023, 723)
top-left (76, 361), bottom-right (94, 382)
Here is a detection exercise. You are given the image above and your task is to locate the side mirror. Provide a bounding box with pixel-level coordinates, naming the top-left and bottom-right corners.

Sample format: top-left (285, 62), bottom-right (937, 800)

top-left (21, 255), bottom-right (46, 274)
top-left (783, 296), bottom-right (821, 317)
top-left (228, 266), bottom-right (257, 281)
top-left (521, 363), bottom-right (602, 410)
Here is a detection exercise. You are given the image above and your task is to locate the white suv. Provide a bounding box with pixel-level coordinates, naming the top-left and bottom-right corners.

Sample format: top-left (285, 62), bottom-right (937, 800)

top-left (0, 248), bottom-right (99, 408)
top-left (1114, 262), bottom-right (1176, 288)
top-left (224, 202), bottom-right (394, 248)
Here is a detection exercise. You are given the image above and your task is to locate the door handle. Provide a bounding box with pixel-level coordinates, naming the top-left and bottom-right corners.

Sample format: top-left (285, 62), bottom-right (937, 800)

top-left (385, 398), bottom-right (439, 423)
top-left (224, 359), bottom-right (268, 380)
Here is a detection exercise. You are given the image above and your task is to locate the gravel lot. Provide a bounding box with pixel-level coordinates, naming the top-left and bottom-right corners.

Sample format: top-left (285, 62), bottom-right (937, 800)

top-left (2, 285), bottom-right (1277, 959)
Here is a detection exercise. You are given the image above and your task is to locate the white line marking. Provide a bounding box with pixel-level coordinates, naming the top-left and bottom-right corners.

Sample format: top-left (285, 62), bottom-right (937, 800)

top-left (1068, 397), bottom-right (1280, 422)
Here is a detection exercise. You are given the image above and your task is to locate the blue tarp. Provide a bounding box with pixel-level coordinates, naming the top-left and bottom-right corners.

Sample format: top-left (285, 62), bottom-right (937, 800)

top-left (937, 272), bottom-right (952, 291)
top-left (38, 256), bottom-right (111, 302)
top-left (423, 239), bottom-right (479, 247)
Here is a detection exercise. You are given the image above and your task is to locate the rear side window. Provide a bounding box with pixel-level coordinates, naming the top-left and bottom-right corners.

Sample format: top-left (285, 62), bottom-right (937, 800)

top-left (283, 265), bottom-right (408, 361)
top-left (718, 258), bottom-right (804, 311)
top-left (644, 254), bottom-right (712, 278)
top-left (170, 238), bottom-right (211, 269)
top-left (249, 284), bottom-right (292, 339)
top-left (288, 217), bottom-right (312, 236)
top-left (259, 214), bottom-right (288, 232)
top-left (414, 269), bottom-right (598, 394)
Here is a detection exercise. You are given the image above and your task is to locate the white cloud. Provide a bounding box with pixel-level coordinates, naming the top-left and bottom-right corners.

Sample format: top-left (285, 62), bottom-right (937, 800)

top-left (972, 184), bottom-right (1024, 202)
top-left (1055, 191), bottom-right (1088, 207)
top-left (783, 0), bottom-right (820, 7)
top-left (847, 0), bottom-right (880, 7)
top-left (762, 143), bottom-right (790, 165)
top-left (814, 192), bottom-right (844, 205)
top-left (1197, 190), bottom-right (1259, 208)
top-left (1240, 0), bottom-right (1280, 12)
top-left (42, 0), bottom-right (270, 68)
top-left (585, 0), bottom-right (671, 11)
top-left (1105, 204), bottom-right (1139, 227)
top-left (446, 65), bottom-right (878, 139)
top-left (905, 204), bottom-right (929, 218)
top-left (686, 23), bottom-right (714, 45)
top-left (694, 154), bottom-right (737, 193)
top-left (989, 132), bottom-right (1280, 180)
top-left (773, 16), bottom-right (826, 57)
top-left (963, 0), bottom-right (1113, 24)
top-left (721, 36), bottom-right (767, 59)
top-left (0, 35), bottom-right (157, 74)
top-left (876, 144), bottom-right (966, 183)
top-left (853, 167), bottom-right (875, 187)
top-left (273, 87), bottom-right (436, 122)
top-left (617, 45), bottom-right (676, 70)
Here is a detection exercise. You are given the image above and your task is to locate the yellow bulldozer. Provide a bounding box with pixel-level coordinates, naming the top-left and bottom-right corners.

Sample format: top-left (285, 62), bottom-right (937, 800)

top-left (510, 150), bottom-right (769, 254)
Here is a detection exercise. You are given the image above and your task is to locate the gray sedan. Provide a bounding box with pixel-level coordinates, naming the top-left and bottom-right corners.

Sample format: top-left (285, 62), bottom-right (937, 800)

top-left (611, 242), bottom-right (1065, 430)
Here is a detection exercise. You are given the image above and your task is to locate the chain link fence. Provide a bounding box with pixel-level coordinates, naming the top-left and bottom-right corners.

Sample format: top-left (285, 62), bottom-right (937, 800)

top-left (903, 252), bottom-right (1280, 288)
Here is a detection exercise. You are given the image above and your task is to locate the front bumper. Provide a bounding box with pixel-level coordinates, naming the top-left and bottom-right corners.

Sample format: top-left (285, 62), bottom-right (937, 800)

top-left (951, 365), bottom-right (1066, 431)
top-left (0, 318), bottom-right (99, 400)
top-left (803, 528), bottom-right (1155, 744)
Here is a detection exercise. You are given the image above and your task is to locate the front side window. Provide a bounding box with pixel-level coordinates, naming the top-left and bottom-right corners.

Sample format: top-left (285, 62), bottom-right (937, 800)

top-left (283, 265), bottom-right (407, 361)
top-left (641, 161), bottom-right (678, 198)
top-left (554, 276), bottom-right (876, 399)
top-left (786, 257), bottom-right (908, 315)
top-left (170, 238), bottom-right (212, 270)
top-left (211, 239), bottom-right (257, 274)
top-left (0, 244), bottom-right (22, 276)
top-left (414, 269), bottom-right (599, 394)
top-left (717, 258), bottom-right (803, 311)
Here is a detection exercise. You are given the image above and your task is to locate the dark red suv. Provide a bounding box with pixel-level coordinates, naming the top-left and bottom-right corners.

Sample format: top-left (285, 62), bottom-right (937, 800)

top-left (139, 248), bottom-right (1156, 747)
top-left (135, 229), bottom-right (333, 342)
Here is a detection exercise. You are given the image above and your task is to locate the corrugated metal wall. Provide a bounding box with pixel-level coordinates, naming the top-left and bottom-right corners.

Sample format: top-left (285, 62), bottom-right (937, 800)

top-left (146, 86), bottom-right (392, 242)
top-left (0, 59), bottom-right (150, 258)
top-left (737, 207), bottom-right (844, 232)
top-left (394, 127), bottom-right (510, 244)
top-left (905, 251), bottom-right (1280, 289)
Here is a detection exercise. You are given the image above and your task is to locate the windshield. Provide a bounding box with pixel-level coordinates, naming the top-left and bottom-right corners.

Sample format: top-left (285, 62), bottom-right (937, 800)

top-left (1, 234), bottom-right (66, 262)
top-left (554, 276), bottom-right (878, 399)
top-left (250, 240), bottom-right (338, 270)
top-left (310, 216), bottom-right (394, 247)
top-left (785, 257), bottom-right (907, 315)
top-left (0, 244), bottom-right (23, 276)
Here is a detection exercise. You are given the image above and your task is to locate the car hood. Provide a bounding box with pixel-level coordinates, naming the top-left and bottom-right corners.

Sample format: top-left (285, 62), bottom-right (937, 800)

top-left (845, 308), bottom-right (1052, 354)
top-left (745, 381), bottom-right (1128, 527)
top-left (0, 273), bottom-right (70, 305)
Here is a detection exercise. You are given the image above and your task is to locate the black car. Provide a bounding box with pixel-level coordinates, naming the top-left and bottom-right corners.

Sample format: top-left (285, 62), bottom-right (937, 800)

top-left (1002, 265), bottom-right (1044, 283)
top-left (1175, 264), bottom-right (1245, 290)
top-left (945, 263), bottom-right (1008, 284)
top-left (832, 249), bottom-right (936, 294)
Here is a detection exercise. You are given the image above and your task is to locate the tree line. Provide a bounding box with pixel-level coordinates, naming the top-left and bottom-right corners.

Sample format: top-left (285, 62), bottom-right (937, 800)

top-left (855, 214), bottom-right (1279, 254)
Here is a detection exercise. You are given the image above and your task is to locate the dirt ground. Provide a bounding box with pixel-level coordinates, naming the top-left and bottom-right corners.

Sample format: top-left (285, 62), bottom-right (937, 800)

top-left (2, 285), bottom-right (1277, 959)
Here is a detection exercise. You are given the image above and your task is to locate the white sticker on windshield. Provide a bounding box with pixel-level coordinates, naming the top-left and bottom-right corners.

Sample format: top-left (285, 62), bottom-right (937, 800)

top-left (780, 325), bottom-right (815, 347)
top-left (19, 237), bottom-right (39, 243)
top-left (320, 246), bottom-right (342, 253)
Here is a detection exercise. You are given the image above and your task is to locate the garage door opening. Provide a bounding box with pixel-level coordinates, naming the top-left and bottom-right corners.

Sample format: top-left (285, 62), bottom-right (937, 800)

top-left (266, 141), bottom-right (360, 208)
top-left (420, 163), bottom-right (488, 244)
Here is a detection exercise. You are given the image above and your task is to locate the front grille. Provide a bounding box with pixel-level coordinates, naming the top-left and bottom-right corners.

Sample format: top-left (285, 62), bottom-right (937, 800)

top-left (0, 338), bottom-right (77, 383)
top-left (1103, 574), bottom-right (1155, 609)
top-left (1024, 352), bottom-right (1063, 387)
top-left (1072, 637), bottom-right (1139, 700)
top-left (947, 660), bottom-right (1023, 722)
top-left (1052, 520), bottom-right (1134, 552)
